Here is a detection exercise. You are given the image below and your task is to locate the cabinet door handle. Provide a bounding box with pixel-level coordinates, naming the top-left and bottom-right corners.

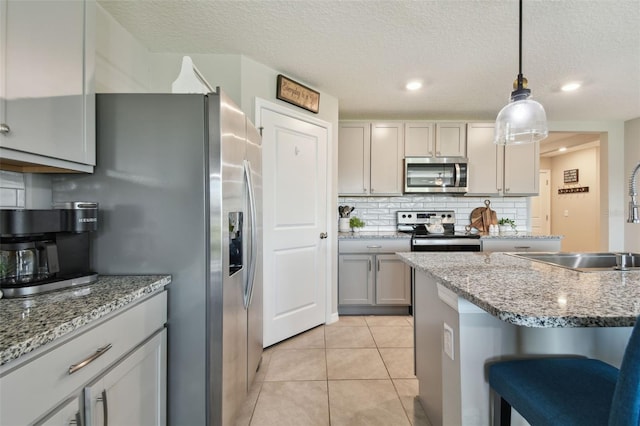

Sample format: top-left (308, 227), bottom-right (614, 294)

top-left (320, 232), bottom-right (328, 239)
top-left (505, 188), bottom-right (510, 192)
top-left (97, 390), bottom-right (109, 426)
top-left (377, 259), bottom-right (380, 271)
top-left (69, 411), bottom-right (82, 426)
top-left (366, 245), bottom-right (382, 249)
top-left (68, 343), bottom-right (112, 374)
top-left (368, 259), bottom-right (371, 271)
top-left (0, 124), bottom-right (9, 134)
top-left (514, 246), bottom-right (531, 250)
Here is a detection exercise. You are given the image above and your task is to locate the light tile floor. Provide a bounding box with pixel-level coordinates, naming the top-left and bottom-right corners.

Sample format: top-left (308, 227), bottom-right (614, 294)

top-left (235, 315), bottom-right (432, 426)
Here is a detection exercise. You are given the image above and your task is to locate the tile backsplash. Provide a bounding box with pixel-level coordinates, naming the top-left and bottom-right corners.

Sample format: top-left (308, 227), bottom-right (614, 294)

top-left (338, 195), bottom-right (529, 232)
top-left (0, 171), bottom-right (26, 208)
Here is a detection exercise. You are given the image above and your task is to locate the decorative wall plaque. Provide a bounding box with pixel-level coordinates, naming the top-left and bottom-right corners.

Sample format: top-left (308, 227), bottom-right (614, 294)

top-left (558, 187), bottom-right (589, 194)
top-left (276, 74), bottom-right (320, 113)
top-left (563, 169), bottom-right (579, 183)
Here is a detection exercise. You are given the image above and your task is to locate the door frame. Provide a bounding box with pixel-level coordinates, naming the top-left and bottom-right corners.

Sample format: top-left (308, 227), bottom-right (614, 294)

top-left (254, 98), bottom-right (335, 326)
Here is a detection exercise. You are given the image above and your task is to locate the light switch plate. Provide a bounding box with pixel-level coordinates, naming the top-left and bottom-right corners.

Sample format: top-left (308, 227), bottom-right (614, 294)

top-left (443, 323), bottom-right (454, 360)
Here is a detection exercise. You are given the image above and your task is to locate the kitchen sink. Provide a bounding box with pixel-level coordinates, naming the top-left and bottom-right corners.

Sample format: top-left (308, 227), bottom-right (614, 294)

top-left (507, 252), bottom-right (640, 272)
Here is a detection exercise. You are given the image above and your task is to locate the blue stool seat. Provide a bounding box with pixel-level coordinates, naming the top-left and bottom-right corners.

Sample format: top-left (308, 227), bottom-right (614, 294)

top-left (490, 358), bottom-right (618, 425)
top-left (489, 317), bottom-right (640, 426)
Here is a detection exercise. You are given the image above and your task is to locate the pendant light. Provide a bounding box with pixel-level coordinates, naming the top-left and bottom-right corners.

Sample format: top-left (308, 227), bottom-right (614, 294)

top-left (494, 0), bottom-right (548, 145)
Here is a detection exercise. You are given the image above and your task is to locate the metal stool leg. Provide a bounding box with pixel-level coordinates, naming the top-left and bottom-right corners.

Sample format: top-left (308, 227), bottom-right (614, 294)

top-left (500, 397), bottom-right (512, 426)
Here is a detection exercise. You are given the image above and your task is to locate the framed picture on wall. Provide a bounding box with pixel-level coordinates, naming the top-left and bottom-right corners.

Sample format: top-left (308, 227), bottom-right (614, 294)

top-left (276, 75), bottom-right (320, 113)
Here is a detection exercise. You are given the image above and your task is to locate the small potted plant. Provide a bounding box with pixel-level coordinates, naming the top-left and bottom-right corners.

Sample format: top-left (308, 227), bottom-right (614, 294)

top-left (349, 216), bottom-right (365, 233)
top-left (498, 218), bottom-right (516, 235)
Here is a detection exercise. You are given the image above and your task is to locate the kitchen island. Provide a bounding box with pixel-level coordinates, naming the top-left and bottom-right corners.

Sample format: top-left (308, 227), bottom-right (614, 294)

top-left (398, 252), bottom-right (639, 426)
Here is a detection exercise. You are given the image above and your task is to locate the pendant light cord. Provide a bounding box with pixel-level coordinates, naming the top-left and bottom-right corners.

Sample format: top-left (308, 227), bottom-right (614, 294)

top-left (517, 0), bottom-right (523, 89)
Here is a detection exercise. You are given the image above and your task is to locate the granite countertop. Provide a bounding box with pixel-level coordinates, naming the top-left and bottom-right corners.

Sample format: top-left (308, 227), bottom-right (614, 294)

top-left (338, 231), bottom-right (411, 239)
top-left (398, 252), bottom-right (639, 328)
top-left (480, 234), bottom-right (563, 239)
top-left (338, 231), bottom-right (561, 240)
top-left (0, 275), bottom-right (171, 366)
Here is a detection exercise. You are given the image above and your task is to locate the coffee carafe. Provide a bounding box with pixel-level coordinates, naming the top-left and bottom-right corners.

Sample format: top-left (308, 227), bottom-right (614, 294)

top-left (0, 202), bottom-right (98, 297)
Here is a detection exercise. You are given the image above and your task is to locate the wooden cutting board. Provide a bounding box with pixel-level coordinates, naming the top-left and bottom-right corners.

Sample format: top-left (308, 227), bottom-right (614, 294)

top-left (469, 199), bottom-right (498, 233)
top-left (470, 206), bottom-right (485, 227)
top-left (484, 199), bottom-right (498, 226)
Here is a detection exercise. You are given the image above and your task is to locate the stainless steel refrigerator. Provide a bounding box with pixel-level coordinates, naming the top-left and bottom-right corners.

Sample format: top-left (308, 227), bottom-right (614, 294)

top-left (52, 91), bottom-right (263, 426)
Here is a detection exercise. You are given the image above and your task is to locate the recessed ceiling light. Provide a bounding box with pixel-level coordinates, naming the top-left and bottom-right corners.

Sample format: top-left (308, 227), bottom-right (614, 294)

top-left (406, 81), bottom-right (422, 91)
top-left (561, 82), bottom-right (581, 92)
top-left (559, 147), bottom-right (567, 152)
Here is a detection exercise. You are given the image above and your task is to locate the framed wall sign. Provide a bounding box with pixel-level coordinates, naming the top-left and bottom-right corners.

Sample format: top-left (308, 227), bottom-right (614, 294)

top-left (558, 187), bottom-right (589, 194)
top-left (276, 74), bottom-right (320, 113)
top-left (563, 169), bottom-right (579, 183)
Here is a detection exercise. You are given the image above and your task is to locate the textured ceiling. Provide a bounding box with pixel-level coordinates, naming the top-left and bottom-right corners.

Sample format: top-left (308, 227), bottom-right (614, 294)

top-left (99, 0), bottom-right (640, 121)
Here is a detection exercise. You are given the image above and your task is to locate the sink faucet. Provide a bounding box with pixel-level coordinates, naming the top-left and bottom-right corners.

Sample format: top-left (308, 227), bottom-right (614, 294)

top-left (630, 161), bottom-right (640, 223)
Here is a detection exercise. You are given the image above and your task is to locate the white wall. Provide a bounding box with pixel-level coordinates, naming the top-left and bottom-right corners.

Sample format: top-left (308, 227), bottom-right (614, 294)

top-left (95, 4), bottom-right (156, 92)
top-left (548, 121), bottom-right (625, 251)
top-left (625, 118), bottom-right (640, 252)
top-left (549, 147), bottom-right (601, 251)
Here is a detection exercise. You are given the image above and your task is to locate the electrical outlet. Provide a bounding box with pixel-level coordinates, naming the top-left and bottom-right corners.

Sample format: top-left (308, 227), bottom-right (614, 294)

top-left (564, 210), bottom-right (569, 217)
top-left (443, 323), bottom-right (454, 360)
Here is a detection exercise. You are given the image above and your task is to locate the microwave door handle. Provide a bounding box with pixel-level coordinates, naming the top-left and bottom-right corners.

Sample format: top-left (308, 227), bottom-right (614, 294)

top-left (454, 163), bottom-right (461, 187)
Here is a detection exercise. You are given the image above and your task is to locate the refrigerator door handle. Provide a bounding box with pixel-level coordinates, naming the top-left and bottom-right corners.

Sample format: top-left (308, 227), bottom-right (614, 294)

top-left (243, 159), bottom-right (258, 309)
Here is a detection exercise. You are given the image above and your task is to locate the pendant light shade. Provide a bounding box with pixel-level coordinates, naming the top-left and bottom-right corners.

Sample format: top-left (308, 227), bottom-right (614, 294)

top-left (495, 98), bottom-right (548, 145)
top-left (494, 0), bottom-right (548, 145)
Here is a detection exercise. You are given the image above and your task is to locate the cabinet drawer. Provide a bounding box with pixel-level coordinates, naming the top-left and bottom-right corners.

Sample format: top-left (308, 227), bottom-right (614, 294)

top-left (0, 291), bottom-right (167, 426)
top-left (482, 239), bottom-right (561, 252)
top-left (339, 239), bottom-right (410, 254)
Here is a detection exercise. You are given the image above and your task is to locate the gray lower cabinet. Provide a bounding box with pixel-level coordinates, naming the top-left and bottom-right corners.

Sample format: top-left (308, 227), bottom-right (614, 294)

top-left (338, 239), bottom-right (411, 313)
top-left (0, 291), bottom-right (167, 426)
top-left (338, 254), bottom-right (374, 305)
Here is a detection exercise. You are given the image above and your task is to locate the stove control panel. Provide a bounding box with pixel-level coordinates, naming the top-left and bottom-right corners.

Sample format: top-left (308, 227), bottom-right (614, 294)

top-left (397, 210), bottom-right (456, 226)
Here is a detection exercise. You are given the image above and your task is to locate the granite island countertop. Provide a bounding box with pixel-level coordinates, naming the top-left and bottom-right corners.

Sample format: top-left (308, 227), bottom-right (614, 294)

top-left (398, 252), bottom-right (639, 327)
top-left (0, 275), bottom-right (171, 366)
top-left (480, 233), bottom-right (563, 239)
top-left (338, 231), bottom-right (561, 240)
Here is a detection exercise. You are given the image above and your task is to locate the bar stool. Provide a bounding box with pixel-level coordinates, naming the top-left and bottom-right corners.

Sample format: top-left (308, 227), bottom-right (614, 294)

top-left (489, 317), bottom-right (640, 426)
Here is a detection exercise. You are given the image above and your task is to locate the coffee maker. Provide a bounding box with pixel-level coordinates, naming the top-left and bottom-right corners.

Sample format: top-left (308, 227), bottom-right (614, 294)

top-left (0, 202), bottom-right (98, 297)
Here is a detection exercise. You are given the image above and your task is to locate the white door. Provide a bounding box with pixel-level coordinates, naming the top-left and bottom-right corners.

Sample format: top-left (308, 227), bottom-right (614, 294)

top-left (259, 105), bottom-right (329, 347)
top-left (531, 169), bottom-right (551, 235)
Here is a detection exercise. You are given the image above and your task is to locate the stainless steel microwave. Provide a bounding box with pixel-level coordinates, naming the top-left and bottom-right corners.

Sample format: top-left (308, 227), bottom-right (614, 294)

top-left (404, 157), bottom-right (468, 193)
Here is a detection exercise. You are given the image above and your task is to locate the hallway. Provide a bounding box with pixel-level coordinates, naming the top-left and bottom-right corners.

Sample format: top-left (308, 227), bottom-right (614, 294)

top-left (236, 315), bottom-right (431, 426)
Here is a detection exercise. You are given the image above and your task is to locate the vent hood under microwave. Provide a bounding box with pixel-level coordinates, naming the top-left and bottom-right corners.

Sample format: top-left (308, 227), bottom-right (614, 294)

top-left (404, 157), bottom-right (468, 194)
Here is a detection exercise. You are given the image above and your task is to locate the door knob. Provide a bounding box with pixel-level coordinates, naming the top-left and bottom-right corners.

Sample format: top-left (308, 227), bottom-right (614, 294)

top-left (0, 124), bottom-right (10, 134)
top-left (320, 232), bottom-right (328, 239)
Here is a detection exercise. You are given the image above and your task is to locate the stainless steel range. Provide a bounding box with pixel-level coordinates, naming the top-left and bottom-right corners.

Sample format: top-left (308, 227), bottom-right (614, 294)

top-left (397, 210), bottom-right (481, 252)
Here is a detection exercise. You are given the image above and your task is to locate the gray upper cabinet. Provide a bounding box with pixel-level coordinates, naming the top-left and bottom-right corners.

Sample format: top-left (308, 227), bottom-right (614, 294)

top-left (466, 122), bottom-right (539, 196)
top-left (338, 121), bottom-right (404, 196)
top-left (404, 122), bottom-right (466, 158)
top-left (0, 0), bottom-right (95, 173)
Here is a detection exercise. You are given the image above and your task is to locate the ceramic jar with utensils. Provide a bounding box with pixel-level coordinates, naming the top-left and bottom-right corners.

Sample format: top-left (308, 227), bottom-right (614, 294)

top-left (338, 205), bottom-right (355, 232)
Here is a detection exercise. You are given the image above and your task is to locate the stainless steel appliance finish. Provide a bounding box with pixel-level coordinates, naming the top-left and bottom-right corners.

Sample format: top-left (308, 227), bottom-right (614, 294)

top-left (51, 91), bottom-right (263, 426)
top-left (397, 210), bottom-right (481, 252)
top-left (404, 157), bottom-right (468, 194)
top-left (507, 252), bottom-right (640, 272)
top-left (0, 204), bottom-right (98, 297)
